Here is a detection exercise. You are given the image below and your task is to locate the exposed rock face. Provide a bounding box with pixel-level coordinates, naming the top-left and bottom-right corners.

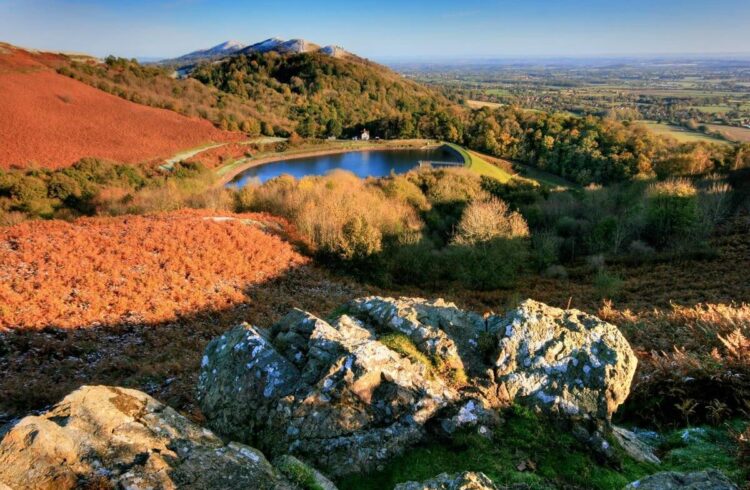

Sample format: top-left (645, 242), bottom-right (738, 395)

top-left (197, 307), bottom-right (460, 476)
top-left (394, 471), bottom-right (499, 490)
top-left (0, 385), bottom-right (291, 490)
top-left (197, 296), bottom-right (637, 476)
top-left (494, 300), bottom-right (637, 421)
top-left (624, 469), bottom-right (738, 489)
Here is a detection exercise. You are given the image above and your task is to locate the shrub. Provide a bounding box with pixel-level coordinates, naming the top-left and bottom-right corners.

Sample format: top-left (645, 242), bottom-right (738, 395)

top-left (453, 198), bottom-right (529, 246)
top-left (247, 171), bottom-right (420, 261)
top-left (593, 270), bottom-right (624, 300)
top-left (644, 179), bottom-right (700, 248)
top-left (447, 238), bottom-right (528, 290)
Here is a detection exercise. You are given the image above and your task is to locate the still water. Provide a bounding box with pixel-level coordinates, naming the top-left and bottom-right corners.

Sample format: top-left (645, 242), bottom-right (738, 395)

top-left (227, 147), bottom-right (462, 187)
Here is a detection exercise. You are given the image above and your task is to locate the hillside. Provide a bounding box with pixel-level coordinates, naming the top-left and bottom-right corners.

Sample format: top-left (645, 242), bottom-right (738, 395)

top-left (161, 37), bottom-right (361, 68)
top-left (0, 209), bottom-right (308, 329)
top-left (191, 48), bottom-right (463, 138)
top-left (54, 38), bottom-right (460, 139)
top-left (0, 43), bottom-right (240, 169)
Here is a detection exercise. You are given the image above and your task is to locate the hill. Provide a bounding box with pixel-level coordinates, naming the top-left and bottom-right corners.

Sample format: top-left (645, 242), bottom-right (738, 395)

top-left (159, 40), bottom-right (246, 66)
top-left (161, 37), bottom-right (360, 68)
top-left (191, 47), bottom-right (463, 138)
top-left (58, 39), bottom-right (461, 139)
top-left (0, 43), bottom-right (241, 169)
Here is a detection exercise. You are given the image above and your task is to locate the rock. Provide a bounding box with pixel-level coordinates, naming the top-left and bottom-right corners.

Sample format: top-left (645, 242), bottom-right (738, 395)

top-left (624, 469), bottom-right (737, 489)
top-left (394, 471), bottom-right (499, 490)
top-left (493, 299), bottom-right (637, 422)
top-left (197, 296), bottom-right (638, 476)
top-left (438, 398), bottom-right (500, 437)
top-left (198, 310), bottom-right (459, 476)
top-left (0, 385), bottom-right (292, 490)
top-left (275, 455), bottom-right (338, 490)
top-left (613, 426), bottom-right (661, 464)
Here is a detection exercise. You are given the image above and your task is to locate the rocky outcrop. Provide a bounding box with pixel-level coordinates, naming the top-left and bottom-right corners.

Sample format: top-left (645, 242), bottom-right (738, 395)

top-left (197, 308), bottom-right (460, 476)
top-left (394, 471), bottom-right (499, 490)
top-left (197, 296), bottom-right (638, 476)
top-left (493, 300), bottom-right (637, 421)
top-left (624, 469), bottom-right (737, 489)
top-left (0, 385), bottom-right (292, 490)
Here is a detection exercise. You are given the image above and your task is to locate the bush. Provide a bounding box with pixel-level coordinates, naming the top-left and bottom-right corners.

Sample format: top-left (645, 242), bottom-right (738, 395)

top-left (247, 171), bottom-right (420, 262)
top-left (447, 238), bottom-right (528, 290)
top-left (453, 198), bottom-right (529, 245)
top-left (593, 270), bottom-right (624, 300)
top-left (644, 179), bottom-right (700, 248)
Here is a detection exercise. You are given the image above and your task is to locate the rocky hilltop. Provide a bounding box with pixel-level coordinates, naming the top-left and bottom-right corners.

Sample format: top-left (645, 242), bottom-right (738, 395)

top-left (0, 297), bottom-right (738, 489)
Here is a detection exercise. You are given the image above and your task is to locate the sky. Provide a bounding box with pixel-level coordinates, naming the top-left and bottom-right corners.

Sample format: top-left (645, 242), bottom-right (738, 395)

top-left (1, 0), bottom-right (749, 61)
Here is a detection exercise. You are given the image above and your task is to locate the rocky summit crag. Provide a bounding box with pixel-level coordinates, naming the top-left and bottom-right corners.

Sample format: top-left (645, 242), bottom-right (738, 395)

top-left (197, 296), bottom-right (638, 476)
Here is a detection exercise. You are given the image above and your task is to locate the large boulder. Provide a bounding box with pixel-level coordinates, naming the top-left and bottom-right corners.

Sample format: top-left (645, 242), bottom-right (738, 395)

top-left (395, 471), bottom-right (499, 490)
top-left (197, 296), bottom-right (638, 476)
top-left (624, 469), bottom-right (738, 489)
top-left (0, 385), bottom-right (292, 490)
top-left (197, 308), bottom-right (460, 476)
top-left (493, 299), bottom-right (637, 421)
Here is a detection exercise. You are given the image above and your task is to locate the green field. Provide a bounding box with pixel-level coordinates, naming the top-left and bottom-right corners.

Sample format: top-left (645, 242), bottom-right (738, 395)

top-left (639, 121), bottom-right (731, 146)
top-left (445, 143), bottom-right (514, 183)
top-left (692, 105), bottom-right (732, 114)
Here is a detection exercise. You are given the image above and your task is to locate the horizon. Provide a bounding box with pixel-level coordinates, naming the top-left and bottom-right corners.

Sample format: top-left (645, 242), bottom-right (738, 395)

top-left (1, 0), bottom-right (749, 61)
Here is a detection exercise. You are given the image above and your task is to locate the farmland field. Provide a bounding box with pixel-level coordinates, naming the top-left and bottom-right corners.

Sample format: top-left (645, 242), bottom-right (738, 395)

top-left (639, 121), bottom-right (732, 145)
top-left (705, 123), bottom-right (750, 142)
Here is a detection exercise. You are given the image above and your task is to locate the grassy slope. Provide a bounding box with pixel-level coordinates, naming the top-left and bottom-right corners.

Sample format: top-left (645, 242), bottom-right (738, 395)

top-left (446, 143), bottom-right (514, 183)
top-left (639, 121), bottom-right (732, 146)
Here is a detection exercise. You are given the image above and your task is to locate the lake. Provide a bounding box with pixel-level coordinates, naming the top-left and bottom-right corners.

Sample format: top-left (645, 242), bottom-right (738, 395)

top-left (227, 146), bottom-right (463, 187)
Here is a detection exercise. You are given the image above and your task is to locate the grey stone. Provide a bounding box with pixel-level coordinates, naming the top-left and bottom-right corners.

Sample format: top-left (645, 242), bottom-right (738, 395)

top-left (624, 469), bottom-right (737, 489)
top-left (613, 426), bottom-right (661, 464)
top-left (493, 299), bottom-right (637, 421)
top-left (395, 471), bottom-right (499, 490)
top-left (0, 385), bottom-right (291, 490)
top-left (198, 309), bottom-right (459, 477)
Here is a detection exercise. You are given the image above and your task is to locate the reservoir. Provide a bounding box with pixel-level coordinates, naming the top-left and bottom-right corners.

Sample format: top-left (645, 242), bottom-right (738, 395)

top-left (227, 146), bottom-right (463, 187)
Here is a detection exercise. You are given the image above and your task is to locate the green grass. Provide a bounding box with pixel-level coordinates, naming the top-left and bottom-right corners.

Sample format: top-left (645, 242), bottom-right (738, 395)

top-left (659, 422), bottom-right (748, 483)
top-left (692, 105), bottom-right (732, 114)
top-left (445, 143), bottom-right (514, 183)
top-left (379, 332), bottom-right (434, 372)
top-left (514, 163), bottom-right (575, 189)
top-left (337, 408), bottom-right (747, 490)
top-left (337, 406), bottom-right (654, 490)
top-left (639, 121), bottom-right (732, 146)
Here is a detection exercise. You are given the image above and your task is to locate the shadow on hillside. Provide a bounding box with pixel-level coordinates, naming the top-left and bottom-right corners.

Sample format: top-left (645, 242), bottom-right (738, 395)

top-left (0, 264), bottom-right (368, 422)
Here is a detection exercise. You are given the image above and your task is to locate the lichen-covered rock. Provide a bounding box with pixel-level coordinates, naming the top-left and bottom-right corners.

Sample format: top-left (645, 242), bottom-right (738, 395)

top-left (613, 426), bottom-right (661, 464)
top-left (494, 299), bottom-right (637, 421)
top-left (0, 385), bottom-right (291, 490)
top-left (624, 469), bottom-right (737, 489)
top-left (198, 309), bottom-right (459, 476)
top-left (348, 296), bottom-right (483, 374)
top-left (394, 471), bottom-right (499, 490)
top-left (197, 296), bottom-right (638, 476)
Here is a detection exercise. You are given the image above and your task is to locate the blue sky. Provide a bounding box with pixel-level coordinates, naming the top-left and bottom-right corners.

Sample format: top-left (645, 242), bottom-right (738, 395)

top-left (1, 0), bottom-right (748, 60)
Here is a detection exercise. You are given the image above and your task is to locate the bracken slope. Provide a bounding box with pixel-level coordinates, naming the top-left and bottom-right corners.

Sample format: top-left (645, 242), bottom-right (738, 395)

top-left (0, 209), bottom-right (308, 329)
top-left (0, 43), bottom-right (241, 169)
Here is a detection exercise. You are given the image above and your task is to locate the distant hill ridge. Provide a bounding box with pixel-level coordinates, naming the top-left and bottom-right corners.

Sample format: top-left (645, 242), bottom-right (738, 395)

top-left (160, 37), bottom-right (358, 67)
